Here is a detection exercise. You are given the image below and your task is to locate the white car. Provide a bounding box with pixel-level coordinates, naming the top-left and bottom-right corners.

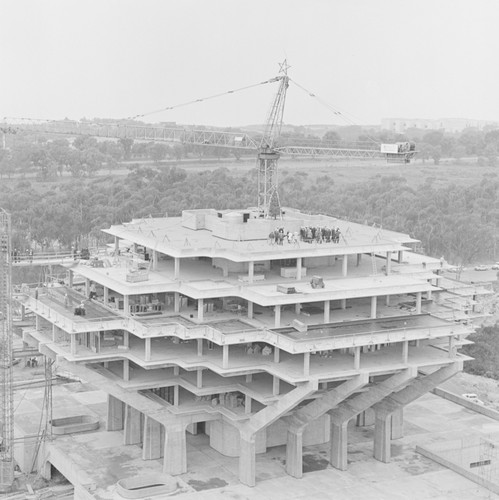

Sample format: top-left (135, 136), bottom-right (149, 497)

top-left (491, 263), bottom-right (499, 270)
top-left (474, 265), bottom-right (489, 271)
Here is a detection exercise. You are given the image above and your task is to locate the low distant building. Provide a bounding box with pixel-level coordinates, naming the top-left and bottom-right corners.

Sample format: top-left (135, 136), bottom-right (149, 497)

top-left (382, 117), bottom-right (498, 134)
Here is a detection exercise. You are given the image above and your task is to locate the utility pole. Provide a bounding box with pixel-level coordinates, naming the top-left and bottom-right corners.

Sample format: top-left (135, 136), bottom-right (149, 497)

top-left (0, 209), bottom-right (14, 492)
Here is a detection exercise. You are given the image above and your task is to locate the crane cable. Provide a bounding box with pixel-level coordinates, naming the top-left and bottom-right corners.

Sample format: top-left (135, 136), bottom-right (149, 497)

top-left (288, 78), bottom-right (380, 145)
top-left (125, 77), bottom-right (283, 121)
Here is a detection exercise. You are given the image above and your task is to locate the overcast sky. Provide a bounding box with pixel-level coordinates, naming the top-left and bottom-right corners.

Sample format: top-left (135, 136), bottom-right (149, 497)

top-left (1, 0), bottom-right (498, 127)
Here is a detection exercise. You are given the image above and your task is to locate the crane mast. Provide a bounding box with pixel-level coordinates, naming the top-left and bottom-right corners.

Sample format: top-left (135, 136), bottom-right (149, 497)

top-left (0, 209), bottom-right (14, 492)
top-left (257, 62), bottom-right (289, 218)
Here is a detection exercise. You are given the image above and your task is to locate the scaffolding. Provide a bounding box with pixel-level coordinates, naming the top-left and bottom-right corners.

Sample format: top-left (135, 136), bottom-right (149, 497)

top-left (0, 209), bottom-right (14, 491)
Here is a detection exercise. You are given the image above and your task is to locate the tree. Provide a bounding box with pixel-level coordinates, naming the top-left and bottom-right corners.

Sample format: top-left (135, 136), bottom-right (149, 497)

top-left (431, 145), bottom-right (442, 165)
top-left (322, 130), bottom-right (341, 143)
top-left (119, 138), bottom-right (134, 160)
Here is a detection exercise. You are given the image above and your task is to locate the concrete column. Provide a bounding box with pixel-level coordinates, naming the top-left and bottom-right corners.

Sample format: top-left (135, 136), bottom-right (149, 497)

top-left (342, 255), bottom-right (348, 277)
top-left (143, 416), bottom-right (162, 460)
top-left (35, 315), bottom-right (40, 330)
top-left (247, 301), bottom-right (253, 319)
top-left (427, 289), bottom-right (432, 300)
top-left (370, 296), bottom-right (377, 319)
top-left (354, 346), bottom-right (361, 370)
top-left (397, 250), bottom-right (403, 263)
top-left (152, 250), bottom-right (158, 271)
top-left (386, 295), bottom-right (391, 306)
top-left (303, 352), bottom-right (310, 376)
top-left (341, 298), bottom-right (347, 310)
top-left (245, 394), bottom-right (252, 414)
top-left (174, 292), bottom-right (180, 313)
top-left (402, 340), bottom-right (408, 363)
top-left (70, 334), bottom-right (76, 356)
top-left (246, 373), bottom-right (253, 383)
top-left (145, 338), bottom-right (151, 362)
top-left (286, 428), bottom-right (304, 478)
top-left (114, 236), bottom-right (120, 253)
top-left (124, 295), bottom-right (129, 315)
top-left (248, 261), bottom-right (254, 284)
top-left (124, 331), bottom-right (129, 348)
top-left (106, 395), bottom-right (124, 431)
top-left (239, 434), bottom-right (256, 487)
top-left (163, 424), bottom-right (187, 475)
top-left (52, 324), bottom-right (57, 342)
top-left (85, 278), bottom-right (90, 297)
top-left (174, 257), bottom-right (180, 280)
top-left (295, 303), bottom-right (301, 314)
top-left (197, 339), bottom-right (203, 356)
top-left (197, 368), bottom-right (203, 388)
top-left (103, 286), bottom-right (108, 305)
top-left (296, 257), bottom-right (302, 280)
top-left (356, 253), bottom-right (362, 266)
top-left (68, 270), bottom-right (73, 287)
top-left (356, 409), bottom-right (375, 427)
top-left (274, 347), bottom-right (280, 363)
top-left (21, 304), bottom-right (26, 320)
top-left (173, 385), bottom-right (179, 406)
top-left (386, 251), bottom-right (392, 275)
top-left (324, 300), bottom-right (330, 323)
top-left (374, 413), bottom-right (392, 463)
top-left (124, 405), bottom-right (142, 445)
top-left (330, 421), bottom-right (349, 470)
top-left (123, 359), bottom-right (130, 381)
top-left (273, 376), bottom-right (280, 396)
top-left (197, 298), bottom-right (204, 321)
top-left (391, 408), bottom-right (404, 439)
top-left (222, 344), bottom-right (229, 369)
top-left (274, 304), bottom-right (281, 328)
top-left (415, 292), bottom-right (422, 314)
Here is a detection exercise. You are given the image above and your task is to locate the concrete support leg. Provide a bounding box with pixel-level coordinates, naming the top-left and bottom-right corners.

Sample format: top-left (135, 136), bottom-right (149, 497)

top-left (374, 413), bottom-right (392, 463)
top-left (123, 359), bottom-right (129, 381)
top-left (402, 340), bottom-right (408, 363)
top-left (197, 368), bottom-right (203, 388)
top-left (295, 302), bottom-right (301, 314)
top-left (356, 253), bottom-right (362, 266)
top-left (274, 347), bottom-right (280, 363)
top-left (285, 428), bottom-right (303, 478)
top-left (222, 344), bottom-right (229, 369)
top-left (124, 331), bottom-right (129, 348)
top-left (124, 294), bottom-right (129, 315)
top-left (391, 408), bottom-right (404, 439)
top-left (273, 376), bottom-right (280, 396)
top-left (106, 395), bottom-right (124, 431)
top-left (145, 337), bottom-right (151, 361)
top-left (245, 394), bottom-right (252, 414)
top-left (143, 416), bottom-right (162, 460)
top-left (356, 408), bottom-right (375, 427)
top-left (303, 352), bottom-right (310, 376)
top-left (239, 434), bottom-right (256, 487)
top-left (124, 405), bottom-right (142, 445)
top-left (70, 334), bottom-right (76, 355)
top-left (386, 295), bottom-right (391, 306)
top-left (296, 257), bottom-right (302, 280)
top-left (163, 424), bottom-right (187, 475)
top-left (397, 250), bottom-right (403, 263)
top-left (103, 286), bottom-right (108, 305)
top-left (331, 421), bottom-right (349, 470)
top-left (247, 301), bottom-right (253, 319)
top-left (197, 338), bottom-right (203, 356)
top-left (174, 292), bottom-right (180, 313)
top-left (85, 278), bottom-right (90, 297)
top-left (248, 261), bottom-right (254, 284)
top-left (341, 298), bottom-right (347, 310)
top-left (354, 346), bottom-right (361, 369)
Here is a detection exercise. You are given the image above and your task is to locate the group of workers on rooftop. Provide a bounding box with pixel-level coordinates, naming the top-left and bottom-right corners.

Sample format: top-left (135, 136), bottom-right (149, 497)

top-left (268, 226), bottom-right (342, 245)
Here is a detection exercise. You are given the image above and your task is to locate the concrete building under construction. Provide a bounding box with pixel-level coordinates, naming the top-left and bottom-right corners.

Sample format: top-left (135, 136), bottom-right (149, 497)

top-left (17, 206), bottom-right (475, 494)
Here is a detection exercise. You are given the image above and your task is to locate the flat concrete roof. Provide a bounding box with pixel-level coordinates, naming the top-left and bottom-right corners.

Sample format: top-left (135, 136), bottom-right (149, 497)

top-left (102, 207), bottom-right (417, 262)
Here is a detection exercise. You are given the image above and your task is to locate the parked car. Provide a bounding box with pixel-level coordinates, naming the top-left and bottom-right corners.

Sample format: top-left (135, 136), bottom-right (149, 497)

top-left (491, 263), bottom-right (499, 270)
top-left (474, 265), bottom-right (489, 271)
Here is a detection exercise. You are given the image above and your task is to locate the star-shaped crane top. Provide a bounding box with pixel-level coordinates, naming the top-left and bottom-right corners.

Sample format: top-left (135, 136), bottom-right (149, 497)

top-left (279, 59), bottom-right (291, 75)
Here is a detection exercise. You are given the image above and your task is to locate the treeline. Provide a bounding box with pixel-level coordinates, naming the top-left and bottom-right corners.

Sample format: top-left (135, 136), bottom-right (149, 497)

top-left (0, 165), bottom-right (497, 266)
top-left (2, 124), bottom-right (499, 180)
top-left (462, 322), bottom-right (499, 379)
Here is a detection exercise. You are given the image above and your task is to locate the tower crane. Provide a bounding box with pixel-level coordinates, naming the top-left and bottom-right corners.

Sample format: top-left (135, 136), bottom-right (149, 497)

top-left (2, 63), bottom-right (416, 220)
